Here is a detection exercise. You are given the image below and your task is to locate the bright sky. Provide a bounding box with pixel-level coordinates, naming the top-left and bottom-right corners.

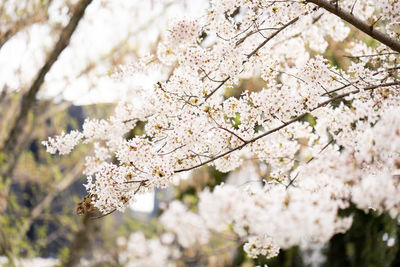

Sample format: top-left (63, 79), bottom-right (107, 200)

top-left (0, 0), bottom-right (209, 105)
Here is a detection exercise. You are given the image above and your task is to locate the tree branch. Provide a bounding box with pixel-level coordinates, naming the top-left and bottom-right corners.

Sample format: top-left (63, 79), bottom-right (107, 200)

top-left (246, 16), bottom-right (299, 59)
top-left (306, 0), bottom-right (400, 53)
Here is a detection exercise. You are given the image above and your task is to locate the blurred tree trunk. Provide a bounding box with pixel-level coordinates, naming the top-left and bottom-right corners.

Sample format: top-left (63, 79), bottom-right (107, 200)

top-left (1, 0), bottom-right (93, 184)
top-left (0, 0), bottom-right (93, 258)
top-left (64, 211), bottom-right (103, 267)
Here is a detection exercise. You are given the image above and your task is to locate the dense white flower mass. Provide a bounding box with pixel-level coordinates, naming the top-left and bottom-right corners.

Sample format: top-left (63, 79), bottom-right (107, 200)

top-left (118, 232), bottom-right (179, 267)
top-left (44, 0), bottom-right (400, 259)
top-left (160, 201), bottom-right (210, 248)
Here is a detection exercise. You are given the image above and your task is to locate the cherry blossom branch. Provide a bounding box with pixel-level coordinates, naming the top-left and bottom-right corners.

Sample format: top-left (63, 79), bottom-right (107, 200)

top-left (204, 16), bottom-right (300, 101)
top-left (218, 126), bottom-right (247, 144)
top-left (373, 67), bottom-right (400, 76)
top-left (208, 114), bottom-right (247, 143)
top-left (159, 144), bottom-right (187, 156)
top-left (123, 180), bottom-right (148, 184)
top-left (235, 26), bottom-right (280, 47)
top-left (245, 16), bottom-right (299, 59)
top-left (306, 0), bottom-right (400, 53)
top-left (286, 138), bottom-right (335, 188)
top-left (204, 76), bottom-right (230, 101)
top-left (175, 81), bottom-right (400, 173)
top-left (343, 52), bottom-right (400, 59)
top-left (91, 179), bottom-right (149, 219)
top-left (321, 83), bottom-right (353, 96)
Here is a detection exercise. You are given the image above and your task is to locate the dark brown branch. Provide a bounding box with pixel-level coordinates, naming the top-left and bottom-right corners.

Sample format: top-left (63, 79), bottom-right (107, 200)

top-left (208, 113), bottom-right (247, 143)
top-left (321, 83), bottom-right (352, 96)
top-left (199, 67), bottom-right (229, 83)
top-left (344, 52), bottom-right (399, 59)
top-left (124, 179), bottom-right (149, 184)
top-left (350, 0), bottom-right (358, 15)
top-left (306, 0), bottom-right (400, 53)
top-left (159, 144), bottom-right (186, 156)
top-left (218, 126), bottom-right (247, 143)
top-left (204, 76), bottom-right (230, 101)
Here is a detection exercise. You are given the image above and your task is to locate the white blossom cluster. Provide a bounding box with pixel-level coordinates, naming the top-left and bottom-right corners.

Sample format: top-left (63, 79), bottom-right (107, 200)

top-left (376, 0), bottom-right (400, 35)
top-left (117, 232), bottom-right (179, 267)
top-left (160, 201), bottom-right (210, 248)
top-left (243, 235), bottom-right (280, 259)
top-left (43, 0), bottom-right (400, 259)
top-left (42, 130), bottom-right (83, 155)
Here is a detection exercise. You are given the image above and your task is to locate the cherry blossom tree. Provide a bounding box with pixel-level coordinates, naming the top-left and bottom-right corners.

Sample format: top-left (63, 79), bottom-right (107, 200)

top-left (44, 0), bottom-right (400, 263)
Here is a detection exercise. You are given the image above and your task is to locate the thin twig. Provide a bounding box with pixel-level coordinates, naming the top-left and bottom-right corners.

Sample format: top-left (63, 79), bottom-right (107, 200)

top-left (344, 52), bottom-right (399, 59)
top-left (204, 16), bottom-right (300, 101)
